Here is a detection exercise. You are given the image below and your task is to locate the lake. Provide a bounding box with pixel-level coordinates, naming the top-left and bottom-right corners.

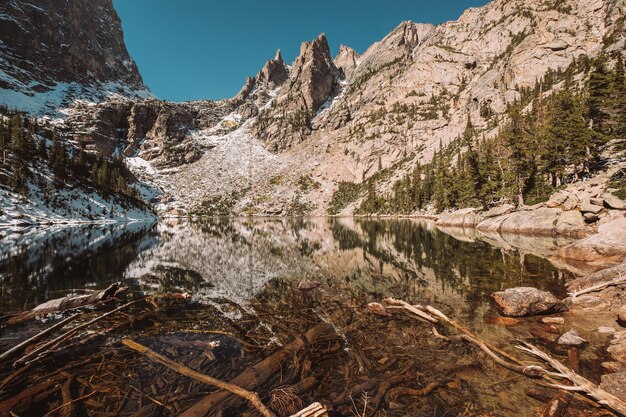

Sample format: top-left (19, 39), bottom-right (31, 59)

top-left (0, 217), bottom-right (581, 416)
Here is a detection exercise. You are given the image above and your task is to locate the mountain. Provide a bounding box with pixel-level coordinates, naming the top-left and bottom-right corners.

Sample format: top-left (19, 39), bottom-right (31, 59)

top-left (0, 0), bottom-right (151, 115)
top-left (0, 0), bottom-right (625, 221)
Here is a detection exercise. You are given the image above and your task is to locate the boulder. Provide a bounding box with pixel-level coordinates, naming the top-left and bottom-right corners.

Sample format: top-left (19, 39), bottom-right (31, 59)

top-left (562, 194), bottom-right (580, 211)
top-left (604, 193), bottom-right (626, 210)
top-left (557, 218), bottom-right (626, 264)
top-left (482, 204), bottom-right (515, 219)
top-left (498, 208), bottom-right (560, 236)
top-left (546, 192), bottom-right (569, 208)
top-left (556, 210), bottom-right (585, 235)
top-left (580, 200), bottom-right (603, 214)
top-left (437, 208), bottom-right (481, 227)
top-left (557, 329), bottom-right (588, 347)
top-left (492, 287), bottom-right (566, 317)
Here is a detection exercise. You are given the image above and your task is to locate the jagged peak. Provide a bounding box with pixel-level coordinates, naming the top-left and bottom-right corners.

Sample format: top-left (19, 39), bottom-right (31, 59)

top-left (274, 49), bottom-right (283, 63)
top-left (334, 45), bottom-right (360, 79)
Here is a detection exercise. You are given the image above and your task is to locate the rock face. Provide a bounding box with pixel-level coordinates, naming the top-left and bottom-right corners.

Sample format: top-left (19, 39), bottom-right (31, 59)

top-left (0, 0), bottom-right (150, 114)
top-left (334, 45), bottom-right (359, 78)
top-left (252, 34), bottom-right (341, 152)
top-left (235, 49), bottom-right (289, 106)
top-left (3, 0), bottom-right (625, 218)
top-left (492, 287), bottom-right (566, 317)
top-left (619, 305), bottom-right (626, 324)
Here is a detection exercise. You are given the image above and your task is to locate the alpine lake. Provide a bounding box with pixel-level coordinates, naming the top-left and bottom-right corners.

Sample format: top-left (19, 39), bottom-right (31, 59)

top-left (0, 217), bottom-right (610, 417)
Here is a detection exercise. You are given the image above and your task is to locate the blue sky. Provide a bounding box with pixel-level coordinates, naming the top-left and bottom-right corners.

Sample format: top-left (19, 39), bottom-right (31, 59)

top-left (112, 0), bottom-right (490, 102)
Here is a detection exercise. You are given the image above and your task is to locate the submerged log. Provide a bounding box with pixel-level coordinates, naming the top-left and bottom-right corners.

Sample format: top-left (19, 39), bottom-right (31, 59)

top-left (14, 298), bottom-right (145, 368)
top-left (180, 324), bottom-right (336, 417)
top-left (122, 339), bottom-right (277, 417)
top-left (0, 313), bottom-right (80, 363)
top-left (7, 284), bottom-right (121, 324)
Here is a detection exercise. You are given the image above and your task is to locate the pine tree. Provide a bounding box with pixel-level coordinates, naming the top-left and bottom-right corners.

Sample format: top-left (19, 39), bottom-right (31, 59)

top-left (503, 105), bottom-right (534, 206)
top-left (543, 91), bottom-right (591, 180)
top-left (612, 55), bottom-right (626, 140)
top-left (587, 55), bottom-right (612, 134)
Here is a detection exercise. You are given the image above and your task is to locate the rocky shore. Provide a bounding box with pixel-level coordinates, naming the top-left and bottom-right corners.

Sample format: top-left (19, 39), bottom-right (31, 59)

top-left (435, 167), bottom-right (626, 404)
top-left (436, 168), bottom-right (626, 268)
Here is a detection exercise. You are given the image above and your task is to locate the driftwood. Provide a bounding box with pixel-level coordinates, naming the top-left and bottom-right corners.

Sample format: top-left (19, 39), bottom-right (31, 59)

top-left (7, 284), bottom-right (121, 324)
top-left (387, 379), bottom-right (453, 402)
top-left (0, 313), bottom-right (80, 363)
top-left (382, 299), bottom-right (626, 417)
top-left (540, 348), bottom-right (579, 417)
top-left (518, 342), bottom-right (626, 416)
top-left (568, 274), bottom-right (626, 298)
top-left (14, 298), bottom-right (144, 368)
top-left (121, 339), bottom-right (277, 417)
top-left (180, 324), bottom-right (336, 417)
top-left (384, 298), bottom-right (438, 324)
top-left (289, 402), bottom-right (328, 417)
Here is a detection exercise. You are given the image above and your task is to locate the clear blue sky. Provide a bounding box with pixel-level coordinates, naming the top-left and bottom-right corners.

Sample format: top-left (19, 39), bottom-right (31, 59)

top-left (112, 0), bottom-right (490, 102)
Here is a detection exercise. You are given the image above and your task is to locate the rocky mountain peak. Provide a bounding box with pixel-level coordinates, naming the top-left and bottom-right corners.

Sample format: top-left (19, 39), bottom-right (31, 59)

top-left (251, 33), bottom-right (340, 151)
top-left (0, 0), bottom-right (150, 115)
top-left (257, 49), bottom-right (290, 86)
top-left (334, 45), bottom-right (360, 78)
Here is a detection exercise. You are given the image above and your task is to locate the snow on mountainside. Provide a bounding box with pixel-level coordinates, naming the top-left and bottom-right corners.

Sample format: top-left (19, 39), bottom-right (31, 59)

top-left (0, 0), bottom-right (151, 115)
top-left (1, 0), bottom-right (625, 220)
top-left (58, 0), bottom-right (625, 217)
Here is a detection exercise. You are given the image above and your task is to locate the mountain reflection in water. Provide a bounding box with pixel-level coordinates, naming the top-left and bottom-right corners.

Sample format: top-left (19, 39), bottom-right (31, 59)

top-left (1, 217), bottom-right (573, 324)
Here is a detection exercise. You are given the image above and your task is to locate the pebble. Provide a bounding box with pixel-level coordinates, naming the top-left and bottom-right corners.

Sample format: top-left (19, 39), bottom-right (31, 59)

top-left (541, 317), bottom-right (564, 325)
top-left (557, 329), bottom-right (588, 347)
top-left (598, 326), bottom-right (617, 334)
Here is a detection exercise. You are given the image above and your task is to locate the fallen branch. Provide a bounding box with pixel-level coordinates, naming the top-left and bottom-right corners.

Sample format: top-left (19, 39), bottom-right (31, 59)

top-left (7, 284), bottom-right (121, 324)
top-left (540, 348), bottom-right (578, 417)
top-left (14, 298), bottom-right (144, 368)
top-left (384, 298), bottom-right (438, 324)
top-left (121, 338), bottom-right (276, 417)
top-left (568, 274), bottom-right (626, 298)
top-left (518, 342), bottom-right (626, 416)
top-left (387, 379), bottom-right (453, 402)
top-left (0, 313), bottom-right (80, 363)
top-left (180, 324), bottom-right (335, 417)
top-left (289, 402), bottom-right (328, 417)
top-left (379, 299), bottom-right (626, 416)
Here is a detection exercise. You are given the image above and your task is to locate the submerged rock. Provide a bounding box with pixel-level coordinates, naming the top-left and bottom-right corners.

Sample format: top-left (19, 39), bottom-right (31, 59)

top-left (600, 371), bottom-right (626, 401)
top-left (557, 329), bottom-right (588, 347)
top-left (491, 287), bottom-right (566, 317)
top-left (541, 317), bottom-right (565, 325)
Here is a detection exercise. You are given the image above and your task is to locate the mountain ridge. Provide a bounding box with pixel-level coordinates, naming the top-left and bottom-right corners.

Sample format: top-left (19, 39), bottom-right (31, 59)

top-left (0, 0), bottom-right (625, 220)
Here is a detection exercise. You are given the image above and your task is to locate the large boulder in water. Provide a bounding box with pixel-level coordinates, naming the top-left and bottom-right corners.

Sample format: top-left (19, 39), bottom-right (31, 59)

top-left (492, 287), bottom-right (566, 317)
top-left (558, 218), bottom-right (626, 264)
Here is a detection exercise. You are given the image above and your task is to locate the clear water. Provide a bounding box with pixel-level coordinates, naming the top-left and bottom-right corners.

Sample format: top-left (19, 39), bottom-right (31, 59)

top-left (0, 217), bottom-right (583, 416)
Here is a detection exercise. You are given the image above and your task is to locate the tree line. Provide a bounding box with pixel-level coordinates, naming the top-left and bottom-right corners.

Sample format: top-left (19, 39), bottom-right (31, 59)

top-left (0, 113), bottom-right (143, 204)
top-left (356, 54), bottom-right (626, 214)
